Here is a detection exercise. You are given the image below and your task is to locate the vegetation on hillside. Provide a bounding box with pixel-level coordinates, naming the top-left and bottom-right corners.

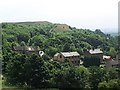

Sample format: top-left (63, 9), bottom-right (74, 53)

top-left (1, 21), bottom-right (119, 89)
top-left (1, 22), bottom-right (118, 57)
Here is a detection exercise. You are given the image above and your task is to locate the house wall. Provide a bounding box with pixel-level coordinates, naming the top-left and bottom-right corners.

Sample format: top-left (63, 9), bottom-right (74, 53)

top-left (53, 53), bottom-right (65, 62)
top-left (54, 54), bottom-right (80, 65)
top-left (105, 61), bottom-right (112, 69)
top-left (66, 56), bottom-right (80, 65)
top-left (116, 54), bottom-right (120, 64)
top-left (105, 61), bottom-right (119, 70)
top-left (85, 53), bottom-right (103, 63)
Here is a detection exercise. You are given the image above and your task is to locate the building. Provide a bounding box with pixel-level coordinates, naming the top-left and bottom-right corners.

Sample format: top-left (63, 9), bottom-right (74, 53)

top-left (105, 59), bottom-right (119, 69)
top-left (103, 55), bottom-right (120, 69)
top-left (116, 53), bottom-right (120, 64)
top-left (103, 55), bottom-right (112, 60)
top-left (84, 49), bottom-right (103, 63)
top-left (12, 46), bottom-right (44, 56)
top-left (53, 52), bottom-right (81, 65)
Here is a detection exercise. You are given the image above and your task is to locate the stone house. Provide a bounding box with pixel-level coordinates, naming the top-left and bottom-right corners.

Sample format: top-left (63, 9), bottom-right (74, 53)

top-left (84, 49), bottom-right (103, 63)
top-left (105, 60), bottom-right (119, 69)
top-left (103, 55), bottom-right (120, 69)
top-left (12, 46), bottom-right (44, 56)
top-left (116, 53), bottom-right (120, 65)
top-left (53, 52), bottom-right (81, 65)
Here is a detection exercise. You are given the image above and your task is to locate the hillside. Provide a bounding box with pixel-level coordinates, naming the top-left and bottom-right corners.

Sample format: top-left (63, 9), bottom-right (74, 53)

top-left (1, 21), bottom-right (119, 89)
top-left (1, 21), bottom-right (118, 57)
top-left (50, 24), bottom-right (71, 32)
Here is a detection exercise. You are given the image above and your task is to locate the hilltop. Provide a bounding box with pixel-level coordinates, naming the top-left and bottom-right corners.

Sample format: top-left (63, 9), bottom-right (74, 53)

top-left (50, 24), bottom-right (71, 32)
top-left (2, 21), bottom-right (72, 33)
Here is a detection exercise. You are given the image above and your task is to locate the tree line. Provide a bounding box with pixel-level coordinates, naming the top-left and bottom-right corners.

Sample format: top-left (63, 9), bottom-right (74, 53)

top-left (3, 52), bottom-right (120, 89)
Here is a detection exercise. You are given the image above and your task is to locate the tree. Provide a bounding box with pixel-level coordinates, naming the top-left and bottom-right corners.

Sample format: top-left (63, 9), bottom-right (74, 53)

top-left (88, 66), bottom-right (107, 89)
top-left (17, 33), bottom-right (30, 43)
top-left (108, 79), bottom-right (120, 89)
top-left (62, 43), bottom-right (72, 52)
top-left (45, 46), bottom-right (58, 57)
top-left (5, 53), bottom-right (27, 86)
top-left (95, 29), bottom-right (106, 37)
top-left (108, 47), bottom-right (117, 58)
top-left (98, 79), bottom-right (120, 89)
top-left (107, 68), bottom-right (119, 80)
top-left (30, 35), bottom-right (45, 49)
top-left (55, 65), bottom-right (90, 89)
top-left (5, 53), bottom-right (51, 88)
top-left (24, 54), bottom-right (51, 88)
top-left (6, 35), bottom-right (17, 42)
top-left (98, 81), bottom-right (109, 89)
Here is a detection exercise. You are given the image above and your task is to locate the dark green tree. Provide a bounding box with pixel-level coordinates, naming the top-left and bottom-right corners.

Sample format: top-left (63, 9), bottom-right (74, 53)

top-left (88, 66), bottom-right (107, 89)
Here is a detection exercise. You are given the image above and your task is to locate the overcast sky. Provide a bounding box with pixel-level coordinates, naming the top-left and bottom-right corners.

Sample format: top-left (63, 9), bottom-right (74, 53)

top-left (0, 0), bottom-right (119, 32)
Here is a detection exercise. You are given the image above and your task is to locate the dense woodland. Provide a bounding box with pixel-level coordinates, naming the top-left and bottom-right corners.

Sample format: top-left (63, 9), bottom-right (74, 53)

top-left (1, 21), bottom-right (120, 89)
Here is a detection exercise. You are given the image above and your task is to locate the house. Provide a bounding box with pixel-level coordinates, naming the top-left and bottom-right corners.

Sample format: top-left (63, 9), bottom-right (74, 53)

top-left (103, 55), bottom-right (120, 69)
top-left (116, 53), bottom-right (120, 64)
top-left (12, 46), bottom-right (44, 56)
top-left (105, 59), bottom-right (119, 69)
top-left (84, 49), bottom-right (103, 63)
top-left (53, 52), bottom-right (81, 65)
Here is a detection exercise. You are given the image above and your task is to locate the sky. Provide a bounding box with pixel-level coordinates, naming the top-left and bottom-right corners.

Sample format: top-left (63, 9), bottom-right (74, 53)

top-left (0, 0), bottom-right (119, 32)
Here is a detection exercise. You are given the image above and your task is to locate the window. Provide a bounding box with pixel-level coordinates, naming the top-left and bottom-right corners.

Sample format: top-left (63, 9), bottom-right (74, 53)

top-left (60, 55), bottom-right (62, 58)
top-left (71, 56), bottom-right (74, 59)
top-left (72, 61), bottom-right (74, 63)
top-left (74, 61), bottom-right (76, 63)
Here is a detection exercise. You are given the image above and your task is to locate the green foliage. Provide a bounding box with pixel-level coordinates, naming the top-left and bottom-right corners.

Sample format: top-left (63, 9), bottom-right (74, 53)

top-left (95, 29), bottom-right (106, 37)
top-left (98, 79), bottom-right (120, 89)
top-left (98, 81), bottom-right (109, 89)
top-left (3, 52), bottom-right (120, 89)
top-left (5, 53), bottom-right (51, 88)
top-left (55, 65), bottom-right (90, 89)
top-left (88, 66), bottom-right (107, 89)
top-left (23, 54), bottom-right (50, 88)
top-left (107, 68), bottom-right (119, 80)
top-left (45, 46), bottom-right (58, 57)
top-left (1, 22), bottom-right (119, 89)
top-left (2, 22), bottom-right (118, 57)
top-left (108, 47), bottom-right (117, 58)
top-left (30, 35), bottom-right (46, 48)
top-left (17, 33), bottom-right (30, 43)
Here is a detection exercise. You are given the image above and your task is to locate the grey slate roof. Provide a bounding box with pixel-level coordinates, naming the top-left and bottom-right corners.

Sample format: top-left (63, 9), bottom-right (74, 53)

top-left (60, 52), bottom-right (80, 57)
top-left (89, 49), bottom-right (103, 54)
